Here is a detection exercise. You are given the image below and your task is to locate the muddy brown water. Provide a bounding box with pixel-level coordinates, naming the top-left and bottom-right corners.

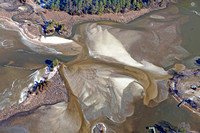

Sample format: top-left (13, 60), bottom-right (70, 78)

top-left (0, 0), bottom-right (200, 132)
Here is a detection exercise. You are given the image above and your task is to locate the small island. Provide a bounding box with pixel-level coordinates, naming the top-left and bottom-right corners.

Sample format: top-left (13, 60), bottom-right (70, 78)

top-left (0, 59), bottom-right (68, 123)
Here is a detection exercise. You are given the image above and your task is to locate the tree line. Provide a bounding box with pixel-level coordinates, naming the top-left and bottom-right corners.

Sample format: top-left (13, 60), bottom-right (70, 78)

top-left (42, 20), bottom-right (67, 34)
top-left (41, 0), bottom-right (153, 15)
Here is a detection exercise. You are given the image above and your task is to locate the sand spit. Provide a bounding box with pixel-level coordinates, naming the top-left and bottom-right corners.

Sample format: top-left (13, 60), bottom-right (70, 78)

top-left (0, 70), bottom-right (68, 123)
top-left (1, 18), bottom-right (73, 44)
top-left (0, 17), bottom-right (73, 46)
top-left (0, 18), bottom-right (82, 56)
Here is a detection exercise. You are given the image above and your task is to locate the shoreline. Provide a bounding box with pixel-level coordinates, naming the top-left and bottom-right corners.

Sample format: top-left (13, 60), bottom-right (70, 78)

top-left (0, 66), bottom-right (69, 123)
top-left (0, 0), bottom-right (168, 44)
top-left (0, 0), bottom-right (169, 125)
top-left (36, 5), bottom-right (167, 37)
top-left (169, 68), bottom-right (200, 116)
top-left (0, 17), bottom-right (73, 45)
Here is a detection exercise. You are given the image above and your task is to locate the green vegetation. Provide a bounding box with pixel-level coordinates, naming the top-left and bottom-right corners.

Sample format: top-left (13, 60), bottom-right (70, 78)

top-left (39, 0), bottom-right (159, 15)
top-left (43, 20), bottom-right (67, 35)
top-left (178, 127), bottom-right (187, 133)
top-left (52, 59), bottom-right (59, 66)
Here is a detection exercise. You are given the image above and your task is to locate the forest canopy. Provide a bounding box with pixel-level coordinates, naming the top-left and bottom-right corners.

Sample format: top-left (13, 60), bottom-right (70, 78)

top-left (38, 0), bottom-right (161, 15)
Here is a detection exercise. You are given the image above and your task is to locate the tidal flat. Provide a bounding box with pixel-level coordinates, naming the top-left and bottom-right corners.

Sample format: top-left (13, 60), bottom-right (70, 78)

top-left (0, 0), bottom-right (200, 133)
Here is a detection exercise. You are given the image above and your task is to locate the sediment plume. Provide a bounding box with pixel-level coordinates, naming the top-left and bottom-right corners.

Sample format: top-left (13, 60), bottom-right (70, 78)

top-left (62, 60), bottom-right (170, 124)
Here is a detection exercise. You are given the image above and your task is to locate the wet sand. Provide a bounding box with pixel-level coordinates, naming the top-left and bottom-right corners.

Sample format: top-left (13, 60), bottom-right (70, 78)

top-left (0, 69), bottom-right (68, 123)
top-left (0, 0), bottom-right (200, 132)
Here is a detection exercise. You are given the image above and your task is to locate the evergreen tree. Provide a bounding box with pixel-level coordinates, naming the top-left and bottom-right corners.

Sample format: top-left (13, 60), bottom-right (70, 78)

top-left (133, 0), bottom-right (137, 9)
top-left (99, 1), bottom-right (104, 14)
top-left (68, 0), bottom-right (72, 13)
top-left (122, 0), bottom-right (125, 8)
top-left (102, 0), bottom-right (106, 6)
top-left (125, 0), bottom-right (131, 8)
top-left (95, 0), bottom-right (99, 8)
top-left (55, 0), bottom-right (60, 11)
top-left (115, 0), bottom-right (120, 13)
top-left (136, 1), bottom-right (141, 10)
top-left (86, 0), bottom-right (92, 6)
top-left (112, 0), bottom-right (117, 7)
top-left (107, 0), bottom-right (111, 7)
top-left (42, 0), bottom-right (150, 15)
top-left (119, 0), bottom-right (122, 7)
top-left (74, 0), bottom-right (79, 6)
top-left (77, 0), bottom-right (83, 10)
top-left (50, 3), bottom-right (55, 10)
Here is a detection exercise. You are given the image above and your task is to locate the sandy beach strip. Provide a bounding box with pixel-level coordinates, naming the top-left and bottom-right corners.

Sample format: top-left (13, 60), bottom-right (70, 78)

top-left (0, 9), bottom-right (74, 46)
top-left (0, 17), bottom-right (73, 45)
top-left (39, 36), bottom-right (73, 44)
